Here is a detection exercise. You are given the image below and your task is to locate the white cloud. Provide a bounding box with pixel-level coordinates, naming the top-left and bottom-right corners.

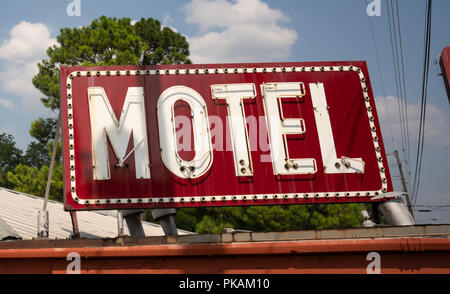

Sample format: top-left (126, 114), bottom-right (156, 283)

top-left (184, 0), bottom-right (286, 31)
top-left (375, 96), bottom-right (450, 149)
top-left (0, 21), bottom-right (55, 62)
top-left (183, 0), bottom-right (298, 63)
top-left (0, 61), bottom-right (40, 98)
top-left (0, 21), bottom-right (56, 109)
top-left (0, 98), bottom-right (13, 109)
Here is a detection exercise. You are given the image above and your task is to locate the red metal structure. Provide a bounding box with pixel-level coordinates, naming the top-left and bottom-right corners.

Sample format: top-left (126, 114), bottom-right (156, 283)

top-left (0, 225), bottom-right (449, 274)
top-left (8, 61), bottom-right (442, 276)
top-left (61, 61), bottom-right (392, 211)
top-left (440, 46), bottom-right (450, 102)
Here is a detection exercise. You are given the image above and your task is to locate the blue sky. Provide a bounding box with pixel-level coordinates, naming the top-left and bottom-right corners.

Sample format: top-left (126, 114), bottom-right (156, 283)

top-left (0, 0), bottom-right (449, 223)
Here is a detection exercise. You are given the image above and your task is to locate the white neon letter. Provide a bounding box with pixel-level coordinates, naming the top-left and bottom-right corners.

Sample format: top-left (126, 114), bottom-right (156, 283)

top-left (88, 87), bottom-right (150, 180)
top-left (157, 86), bottom-right (213, 179)
top-left (211, 83), bottom-right (255, 176)
top-left (309, 82), bottom-right (365, 173)
top-left (262, 82), bottom-right (316, 175)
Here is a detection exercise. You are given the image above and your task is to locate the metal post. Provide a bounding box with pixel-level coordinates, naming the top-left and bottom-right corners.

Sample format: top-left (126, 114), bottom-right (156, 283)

top-left (119, 210), bottom-right (146, 237)
top-left (152, 208), bottom-right (178, 236)
top-left (393, 150), bottom-right (415, 219)
top-left (379, 197), bottom-right (415, 226)
top-left (70, 211), bottom-right (80, 239)
top-left (37, 112), bottom-right (61, 239)
top-left (37, 210), bottom-right (49, 238)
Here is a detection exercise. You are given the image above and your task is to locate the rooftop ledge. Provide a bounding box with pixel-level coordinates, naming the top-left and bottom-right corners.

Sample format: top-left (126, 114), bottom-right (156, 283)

top-left (1, 225), bottom-right (449, 274)
top-left (0, 224), bottom-right (449, 253)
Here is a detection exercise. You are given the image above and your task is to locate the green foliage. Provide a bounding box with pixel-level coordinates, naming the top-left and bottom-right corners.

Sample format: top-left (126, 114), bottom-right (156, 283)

top-left (29, 118), bottom-right (57, 144)
top-left (172, 208), bottom-right (198, 232)
top-left (3, 116), bottom-right (63, 199)
top-left (6, 163), bottom-right (63, 202)
top-left (23, 117), bottom-right (58, 168)
top-left (3, 128), bottom-right (63, 201)
top-left (0, 133), bottom-right (23, 188)
top-left (32, 15), bottom-right (191, 111)
top-left (172, 204), bottom-right (366, 234)
top-left (309, 203), bottom-right (366, 230)
top-left (135, 18), bottom-right (191, 65)
top-left (23, 142), bottom-right (51, 169)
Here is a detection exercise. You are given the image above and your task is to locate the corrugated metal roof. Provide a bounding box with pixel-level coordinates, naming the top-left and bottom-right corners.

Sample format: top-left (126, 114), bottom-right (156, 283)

top-left (0, 187), bottom-right (190, 239)
top-left (0, 215), bottom-right (21, 240)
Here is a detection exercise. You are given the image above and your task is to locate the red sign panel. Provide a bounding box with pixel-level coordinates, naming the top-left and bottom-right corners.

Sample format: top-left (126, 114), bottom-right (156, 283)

top-left (440, 46), bottom-right (450, 102)
top-left (60, 62), bottom-right (393, 211)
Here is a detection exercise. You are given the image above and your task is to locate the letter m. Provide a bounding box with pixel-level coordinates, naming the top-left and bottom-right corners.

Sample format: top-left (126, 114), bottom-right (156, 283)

top-left (88, 87), bottom-right (150, 180)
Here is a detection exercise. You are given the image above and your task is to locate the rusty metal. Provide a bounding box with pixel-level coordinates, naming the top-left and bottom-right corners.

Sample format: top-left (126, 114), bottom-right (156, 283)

top-left (0, 225), bottom-right (449, 274)
top-left (0, 237), bottom-right (449, 274)
top-left (69, 211), bottom-right (80, 239)
top-left (1, 237), bottom-right (449, 258)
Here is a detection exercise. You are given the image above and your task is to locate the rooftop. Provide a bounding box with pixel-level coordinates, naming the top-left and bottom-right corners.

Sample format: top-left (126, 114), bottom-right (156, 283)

top-left (0, 187), bottom-right (190, 240)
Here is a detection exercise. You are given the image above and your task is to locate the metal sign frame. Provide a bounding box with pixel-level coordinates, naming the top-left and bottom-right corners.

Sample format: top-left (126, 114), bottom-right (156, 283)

top-left (61, 61), bottom-right (393, 211)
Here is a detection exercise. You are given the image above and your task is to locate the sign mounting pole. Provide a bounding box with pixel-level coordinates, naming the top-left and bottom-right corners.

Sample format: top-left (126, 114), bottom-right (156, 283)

top-left (393, 150), bottom-right (414, 219)
top-left (37, 111), bottom-right (62, 238)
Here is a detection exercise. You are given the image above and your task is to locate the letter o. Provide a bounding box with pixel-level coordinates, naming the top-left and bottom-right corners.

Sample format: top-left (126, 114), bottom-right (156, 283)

top-left (157, 86), bottom-right (213, 179)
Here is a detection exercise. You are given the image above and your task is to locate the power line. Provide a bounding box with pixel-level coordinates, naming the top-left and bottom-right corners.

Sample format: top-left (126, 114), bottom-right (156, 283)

top-left (394, 0), bottom-right (411, 183)
top-left (366, 0), bottom-right (413, 199)
top-left (365, 0), bottom-right (398, 152)
top-left (386, 1), bottom-right (406, 152)
top-left (386, 0), bottom-right (410, 186)
top-left (411, 0), bottom-right (432, 206)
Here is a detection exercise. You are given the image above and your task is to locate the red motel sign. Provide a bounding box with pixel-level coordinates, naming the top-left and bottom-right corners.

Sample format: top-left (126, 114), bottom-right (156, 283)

top-left (440, 46), bottom-right (450, 102)
top-left (60, 62), bottom-right (393, 210)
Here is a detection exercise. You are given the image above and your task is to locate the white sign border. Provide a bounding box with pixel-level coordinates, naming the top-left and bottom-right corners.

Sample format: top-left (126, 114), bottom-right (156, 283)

top-left (65, 65), bottom-right (389, 207)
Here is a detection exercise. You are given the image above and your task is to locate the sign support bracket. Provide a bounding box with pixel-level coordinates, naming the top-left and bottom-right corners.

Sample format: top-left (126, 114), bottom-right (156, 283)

top-left (116, 209), bottom-right (178, 237)
top-left (118, 210), bottom-right (146, 237)
top-left (152, 208), bottom-right (178, 236)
